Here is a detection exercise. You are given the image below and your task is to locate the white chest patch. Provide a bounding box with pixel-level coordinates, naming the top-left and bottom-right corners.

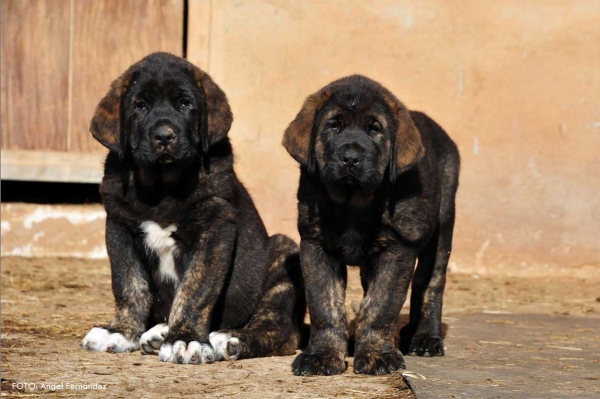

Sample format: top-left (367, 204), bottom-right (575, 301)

top-left (141, 221), bottom-right (179, 283)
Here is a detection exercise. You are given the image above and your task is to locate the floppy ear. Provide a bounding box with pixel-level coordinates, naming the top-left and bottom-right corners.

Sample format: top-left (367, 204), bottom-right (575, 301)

top-left (283, 89), bottom-right (332, 173)
top-left (386, 96), bottom-right (425, 182)
top-left (191, 67), bottom-right (233, 154)
top-left (90, 73), bottom-right (133, 157)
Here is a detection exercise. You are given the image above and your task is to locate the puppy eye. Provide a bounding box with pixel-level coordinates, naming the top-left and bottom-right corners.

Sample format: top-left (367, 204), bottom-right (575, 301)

top-left (134, 100), bottom-right (147, 111)
top-left (369, 122), bottom-right (382, 133)
top-left (179, 98), bottom-right (193, 109)
top-left (328, 121), bottom-right (341, 132)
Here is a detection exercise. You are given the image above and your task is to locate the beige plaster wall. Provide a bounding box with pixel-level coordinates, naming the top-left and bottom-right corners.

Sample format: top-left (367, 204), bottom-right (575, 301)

top-left (187, 0), bottom-right (600, 273)
top-left (4, 1), bottom-right (597, 277)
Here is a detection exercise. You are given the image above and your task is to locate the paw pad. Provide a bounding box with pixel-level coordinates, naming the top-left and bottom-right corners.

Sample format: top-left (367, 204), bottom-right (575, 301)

top-left (81, 327), bottom-right (138, 353)
top-left (140, 323), bottom-right (169, 355)
top-left (159, 341), bottom-right (214, 364)
top-left (209, 331), bottom-right (241, 361)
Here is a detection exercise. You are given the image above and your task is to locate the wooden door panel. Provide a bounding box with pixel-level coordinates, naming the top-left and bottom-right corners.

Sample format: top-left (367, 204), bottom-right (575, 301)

top-left (186, 0), bottom-right (211, 71)
top-left (70, 0), bottom-right (184, 153)
top-left (1, 0), bottom-right (70, 151)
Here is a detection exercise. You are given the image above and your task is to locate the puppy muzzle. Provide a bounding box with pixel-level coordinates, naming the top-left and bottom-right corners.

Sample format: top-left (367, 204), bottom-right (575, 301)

top-left (154, 126), bottom-right (176, 147)
top-left (151, 125), bottom-right (179, 163)
top-left (335, 144), bottom-right (366, 179)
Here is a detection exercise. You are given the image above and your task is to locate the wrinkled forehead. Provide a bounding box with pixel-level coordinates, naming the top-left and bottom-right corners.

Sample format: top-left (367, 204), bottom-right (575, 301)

top-left (128, 65), bottom-right (198, 97)
top-left (319, 88), bottom-right (394, 126)
top-left (132, 55), bottom-right (193, 80)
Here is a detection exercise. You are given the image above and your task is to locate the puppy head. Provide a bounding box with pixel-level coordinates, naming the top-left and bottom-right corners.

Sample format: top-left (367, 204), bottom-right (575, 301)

top-left (283, 75), bottom-right (424, 193)
top-left (90, 52), bottom-right (232, 167)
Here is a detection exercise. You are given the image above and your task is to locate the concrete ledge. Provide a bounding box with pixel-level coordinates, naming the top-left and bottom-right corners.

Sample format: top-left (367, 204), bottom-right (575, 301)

top-left (1, 203), bottom-right (598, 280)
top-left (1, 203), bottom-right (106, 258)
top-left (1, 150), bottom-right (106, 183)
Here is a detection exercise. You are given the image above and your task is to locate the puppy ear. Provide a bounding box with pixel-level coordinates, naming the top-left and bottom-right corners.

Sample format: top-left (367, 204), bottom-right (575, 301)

top-left (283, 89), bottom-right (332, 173)
top-left (191, 67), bottom-right (233, 154)
top-left (386, 96), bottom-right (425, 182)
top-left (90, 73), bottom-right (133, 157)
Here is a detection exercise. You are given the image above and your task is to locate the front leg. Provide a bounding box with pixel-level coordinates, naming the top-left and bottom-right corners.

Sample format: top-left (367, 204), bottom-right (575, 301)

top-left (353, 245), bottom-right (415, 375)
top-left (82, 218), bottom-right (152, 353)
top-left (159, 214), bottom-right (237, 364)
top-left (292, 240), bottom-right (348, 376)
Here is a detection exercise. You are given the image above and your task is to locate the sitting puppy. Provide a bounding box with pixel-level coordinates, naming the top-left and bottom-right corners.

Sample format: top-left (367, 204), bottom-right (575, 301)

top-left (283, 75), bottom-right (460, 375)
top-left (81, 52), bottom-right (305, 364)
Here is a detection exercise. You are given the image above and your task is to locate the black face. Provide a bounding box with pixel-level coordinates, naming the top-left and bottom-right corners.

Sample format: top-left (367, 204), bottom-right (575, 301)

top-left (314, 93), bottom-right (394, 195)
top-left (122, 68), bottom-right (204, 167)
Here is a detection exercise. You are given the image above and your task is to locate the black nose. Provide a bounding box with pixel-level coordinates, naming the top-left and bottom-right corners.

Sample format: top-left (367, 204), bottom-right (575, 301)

top-left (340, 148), bottom-right (363, 168)
top-left (154, 127), bottom-right (176, 145)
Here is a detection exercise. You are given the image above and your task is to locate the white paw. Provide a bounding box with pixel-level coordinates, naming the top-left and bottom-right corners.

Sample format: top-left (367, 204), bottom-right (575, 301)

top-left (81, 327), bottom-right (139, 353)
top-left (209, 331), bottom-right (241, 361)
top-left (140, 323), bottom-right (169, 355)
top-left (159, 341), bottom-right (214, 364)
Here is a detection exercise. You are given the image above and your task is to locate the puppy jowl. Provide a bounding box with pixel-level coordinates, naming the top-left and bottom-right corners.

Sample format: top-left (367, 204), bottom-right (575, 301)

top-left (284, 75), bottom-right (460, 376)
top-left (82, 52), bottom-right (305, 365)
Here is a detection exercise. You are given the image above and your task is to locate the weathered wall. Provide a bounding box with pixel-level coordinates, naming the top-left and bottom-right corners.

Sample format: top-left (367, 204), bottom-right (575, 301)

top-left (187, 0), bottom-right (600, 274)
top-left (1, 0), bottom-right (183, 154)
top-left (2, 1), bottom-right (598, 276)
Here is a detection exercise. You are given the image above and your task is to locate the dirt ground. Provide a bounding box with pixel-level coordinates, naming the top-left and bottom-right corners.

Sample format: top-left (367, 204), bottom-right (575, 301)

top-left (2, 257), bottom-right (600, 398)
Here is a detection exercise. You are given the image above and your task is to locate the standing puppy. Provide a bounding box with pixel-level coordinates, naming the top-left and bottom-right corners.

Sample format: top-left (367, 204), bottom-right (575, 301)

top-left (283, 75), bottom-right (460, 376)
top-left (81, 52), bottom-right (305, 364)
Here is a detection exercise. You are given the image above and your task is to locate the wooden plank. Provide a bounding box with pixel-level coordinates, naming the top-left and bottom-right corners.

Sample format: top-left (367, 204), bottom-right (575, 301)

top-left (1, 150), bottom-right (105, 183)
top-left (186, 0), bottom-right (211, 71)
top-left (70, 0), bottom-right (184, 153)
top-left (1, 0), bottom-right (70, 151)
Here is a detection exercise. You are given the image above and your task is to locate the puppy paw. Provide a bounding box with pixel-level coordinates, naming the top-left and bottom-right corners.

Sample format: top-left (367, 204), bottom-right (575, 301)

top-left (159, 341), bottom-right (214, 364)
top-left (81, 327), bottom-right (139, 353)
top-left (209, 331), bottom-right (242, 361)
top-left (353, 350), bottom-right (405, 375)
top-left (140, 323), bottom-right (169, 355)
top-left (406, 335), bottom-right (445, 357)
top-left (292, 353), bottom-right (347, 376)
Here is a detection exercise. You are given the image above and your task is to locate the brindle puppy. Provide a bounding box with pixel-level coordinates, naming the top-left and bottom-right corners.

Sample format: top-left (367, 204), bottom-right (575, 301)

top-left (81, 52), bottom-right (305, 364)
top-left (283, 75), bottom-right (460, 376)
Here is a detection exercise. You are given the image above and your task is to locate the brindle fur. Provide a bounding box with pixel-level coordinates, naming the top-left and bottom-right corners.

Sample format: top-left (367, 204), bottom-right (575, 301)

top-left (88, 52), bottom-right (305, 362)
top-left (283, 75), bottom-right (460, 376)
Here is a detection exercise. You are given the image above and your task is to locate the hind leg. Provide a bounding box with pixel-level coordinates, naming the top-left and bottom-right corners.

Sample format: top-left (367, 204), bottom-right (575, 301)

top-left (400, 204), bottom-right (455, 357)
top-left (401, 146), bottom-right (459, 357)
top-left (210, 234), bottom-right (305, 360)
